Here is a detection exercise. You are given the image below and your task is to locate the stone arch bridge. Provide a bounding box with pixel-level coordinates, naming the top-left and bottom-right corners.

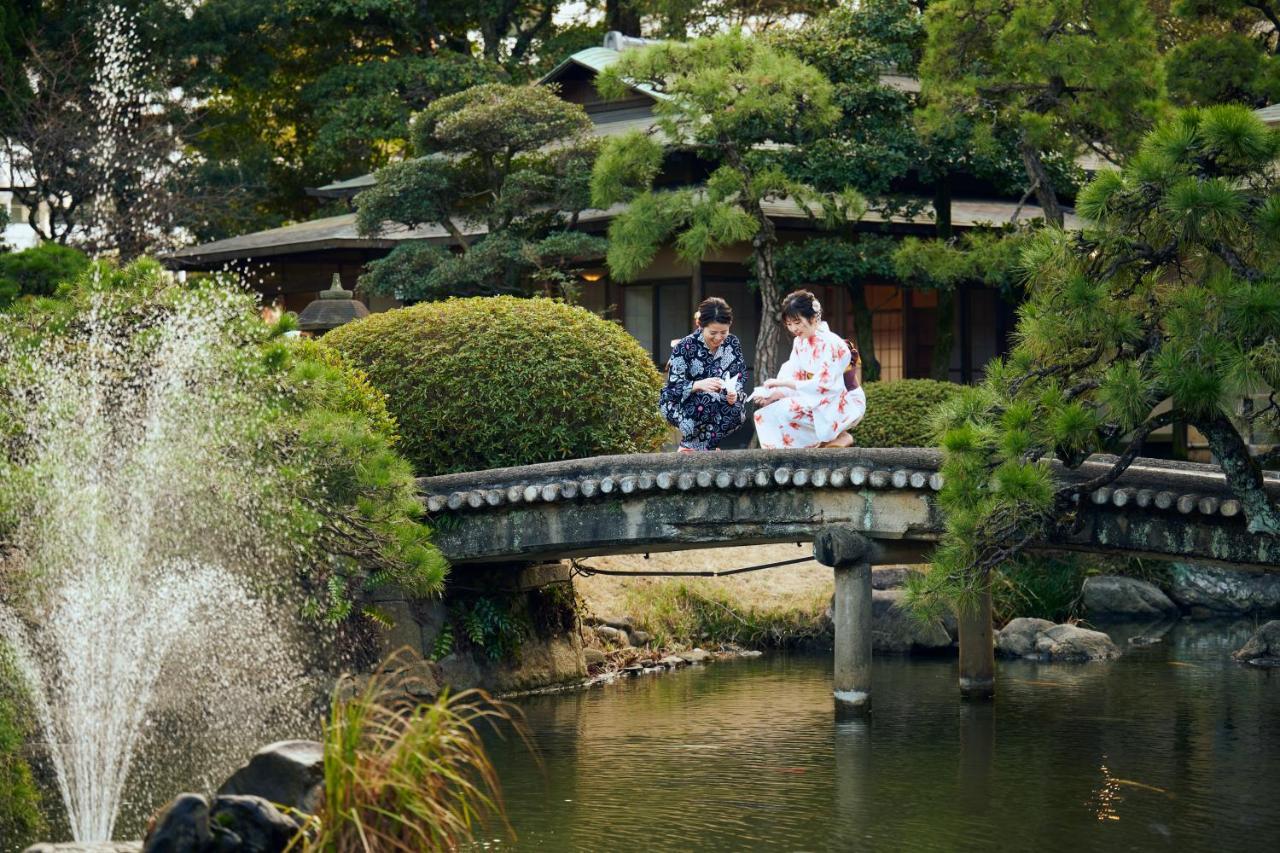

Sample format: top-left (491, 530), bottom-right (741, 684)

top-left (418, 448), bottom-right (1279, 709)
top-left (419, 448), bottom-right (1280, 570)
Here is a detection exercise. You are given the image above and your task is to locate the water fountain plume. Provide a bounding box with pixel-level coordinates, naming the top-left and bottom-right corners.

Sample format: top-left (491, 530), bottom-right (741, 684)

top-left (0, 281), bottom-right (316, 841)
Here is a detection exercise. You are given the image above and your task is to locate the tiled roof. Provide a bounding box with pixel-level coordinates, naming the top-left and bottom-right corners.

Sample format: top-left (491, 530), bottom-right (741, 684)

top-left (166, 197), bottom-right (1079, 267)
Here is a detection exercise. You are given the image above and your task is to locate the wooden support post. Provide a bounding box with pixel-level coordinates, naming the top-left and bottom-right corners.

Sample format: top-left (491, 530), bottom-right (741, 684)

top-left (958, 588), bottom-right (995, 700)
top-left (815, 526), bottom-right (874, 715)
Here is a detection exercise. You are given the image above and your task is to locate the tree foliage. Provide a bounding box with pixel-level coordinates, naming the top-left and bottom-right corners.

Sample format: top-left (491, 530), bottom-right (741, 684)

top-left (592, 29), bottom-right (864, 382)
top-left (0, 643), bottom-right (44, 852)
top-left (0, 1), bottom-right (202, 257)
top-left (0, 243), bottom-right (90, 308)
top-left (893, 228), bottom-right (1030, 300)
top-left (920, 0), bottom-right (1166, 225)
top-left (0, 259), bottom-right (445, 627)
top-left (908, 106), bottom-right (1280, 619)
top-left (356, 83), bottom-right (606, 301)
top-left (1166, 0), bottom-right (1280, 106)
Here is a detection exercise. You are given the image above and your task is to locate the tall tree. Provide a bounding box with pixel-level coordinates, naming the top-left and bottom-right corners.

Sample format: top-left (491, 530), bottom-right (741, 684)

top-left (1164, 0), bottom-right (1280, 106)
top-left (179, 1), bottom-right (588, 238)
top-left (920, 0), bottom-right (1165, 225)
top-left (909, 105), bottom-right (1280, 619)
top-left (772, 0), bottom-right (1043, 381)
top-left (355, 83), bottom-right (605, 301)
top-left (0, 1), bottom-right (200, 258)
top-left (591, 29), bottom-right (864, 384)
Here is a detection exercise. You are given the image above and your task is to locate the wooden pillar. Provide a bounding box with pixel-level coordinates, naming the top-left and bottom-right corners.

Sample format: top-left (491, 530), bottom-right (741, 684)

top-left (815, 526), bottom-right (874, 714)
top-left (958, 589), bottom-right (995, 700)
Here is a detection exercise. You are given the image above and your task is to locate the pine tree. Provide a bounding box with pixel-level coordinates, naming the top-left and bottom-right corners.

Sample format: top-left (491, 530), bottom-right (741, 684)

top-left (591, 29), bottom-right (864, 381)
top-left (909, 106), bottom-right (1280, 618)
top-left (356, 83), bottom-right (605, 301)
top-left (920, 0), bottom-right (1165, 225)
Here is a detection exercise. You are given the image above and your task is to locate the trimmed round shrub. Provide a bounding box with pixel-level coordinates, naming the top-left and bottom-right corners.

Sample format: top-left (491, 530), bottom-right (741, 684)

top-left (323, 296), bottom-right (667, 475)
top-left (849, 378), bottom-right (963, 448)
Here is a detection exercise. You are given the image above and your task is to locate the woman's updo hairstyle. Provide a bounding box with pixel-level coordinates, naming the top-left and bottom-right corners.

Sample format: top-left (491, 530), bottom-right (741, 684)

top-left (781, 289), bottom-right (821, 321)
top-left (697, 297), bottom-right (733, 327)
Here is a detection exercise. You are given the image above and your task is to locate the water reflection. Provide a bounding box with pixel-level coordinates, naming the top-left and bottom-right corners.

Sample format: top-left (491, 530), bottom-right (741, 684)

top-left (483, 621), bottom-right (1280, 852)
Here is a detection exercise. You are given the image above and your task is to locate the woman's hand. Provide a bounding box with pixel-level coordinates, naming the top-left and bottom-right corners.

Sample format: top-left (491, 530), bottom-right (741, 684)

top-left (693, 377), bottom-right (724, 395)
top-left (726, 388), bottom-right (738, 405)
top-left (755, 391), bottom-right (785, 407)
top-left (764, 378), bottom-right (796, 390)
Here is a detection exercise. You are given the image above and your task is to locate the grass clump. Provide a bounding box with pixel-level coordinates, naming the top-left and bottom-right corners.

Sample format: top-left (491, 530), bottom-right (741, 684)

top-left (299, 652), bottom-right (524, 852)
top-left (625, 582), bottom-right (830, 649)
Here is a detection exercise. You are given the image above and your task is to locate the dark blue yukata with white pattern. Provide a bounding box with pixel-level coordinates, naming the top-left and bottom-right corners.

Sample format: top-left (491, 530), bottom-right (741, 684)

top-left (659, 331), bottom-right (749, 450)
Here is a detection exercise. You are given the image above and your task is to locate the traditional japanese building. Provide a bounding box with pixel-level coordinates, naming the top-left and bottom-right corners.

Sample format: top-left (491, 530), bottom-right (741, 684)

top-left (166, 35), bottom-right (1079, 385)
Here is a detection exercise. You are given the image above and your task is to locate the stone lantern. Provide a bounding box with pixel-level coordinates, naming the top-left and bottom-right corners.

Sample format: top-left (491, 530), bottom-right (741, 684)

top-left (297, 273), bottom-right (369, 335)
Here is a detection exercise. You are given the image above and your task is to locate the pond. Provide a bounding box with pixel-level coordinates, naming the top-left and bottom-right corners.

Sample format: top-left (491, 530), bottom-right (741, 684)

top-left (482, 620), bottom-right (1280, 852)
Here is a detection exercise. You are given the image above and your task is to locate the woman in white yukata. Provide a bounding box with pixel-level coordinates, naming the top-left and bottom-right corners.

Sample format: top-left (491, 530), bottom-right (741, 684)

top-left (753, 289), bottom-right (867, 449)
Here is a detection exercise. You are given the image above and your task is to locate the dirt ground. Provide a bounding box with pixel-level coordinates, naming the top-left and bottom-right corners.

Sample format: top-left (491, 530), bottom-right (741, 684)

top-left (574, 543), bottom-right (836, 622)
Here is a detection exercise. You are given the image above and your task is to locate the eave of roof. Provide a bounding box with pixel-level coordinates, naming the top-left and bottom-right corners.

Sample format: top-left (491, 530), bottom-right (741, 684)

top-left (164, 197), bottom-right (1080, 269)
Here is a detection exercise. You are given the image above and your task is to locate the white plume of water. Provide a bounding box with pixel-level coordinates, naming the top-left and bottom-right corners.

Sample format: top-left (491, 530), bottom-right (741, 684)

top-left (0, 286), bottom-right (314, 841)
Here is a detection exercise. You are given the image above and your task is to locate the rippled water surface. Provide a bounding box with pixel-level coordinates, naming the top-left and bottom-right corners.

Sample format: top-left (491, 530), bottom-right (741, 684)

top-left (483, 621), bottom-right (1280, 852)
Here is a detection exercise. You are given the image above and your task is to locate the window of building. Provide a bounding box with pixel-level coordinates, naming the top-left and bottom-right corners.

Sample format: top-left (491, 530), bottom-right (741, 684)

top-left (7, 197), bottom-right (27, 223)
top-left (623, 279), bottom-right (692, 364)
top-left (866, 284), bottom-right (904, 382)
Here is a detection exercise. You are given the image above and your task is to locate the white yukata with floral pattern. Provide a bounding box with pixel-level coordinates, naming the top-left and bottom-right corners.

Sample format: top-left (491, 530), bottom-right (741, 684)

top-left (754, 321), bottom-right (867, 448)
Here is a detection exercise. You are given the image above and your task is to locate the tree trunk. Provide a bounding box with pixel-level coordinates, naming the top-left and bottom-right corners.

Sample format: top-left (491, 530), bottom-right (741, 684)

top-left (1195, 413), bottom-right (1280, 535)
top-left (931, 289), bottom-right (957, 381)
top-left (605, 0), bottom-right (642, 35)
top-left (847, 281), bottom-right (880, 383)
top-left (931, 171), bottom-right (957, 380)
top-left (753, 235), bottom-right (788, 390)
top-left (1018, 133), bottom-right (1064, 227)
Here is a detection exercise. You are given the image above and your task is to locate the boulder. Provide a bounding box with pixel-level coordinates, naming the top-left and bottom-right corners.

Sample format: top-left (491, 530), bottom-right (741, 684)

top-left (206, 795), bottom-right (301, 853)
top-left (143, 794), bottom-right (212, 853)
top-left (583, 647), bottom-right (607, 666)
top-left (659, 655), bottom-right (687, 668)
top-left (678, 648), bottom-right (712, 664)
top-left (1082, 576), bottom-right (1178, 619)
top-left (1034, 624), bottom-right (1121, 662)
top-left (1169, 563), bottom-right (1280, 615)
top-left (995, 617), bottom-right (1057, 658)
top-left (217, 740), bottom-right (324, 815)
top-left (434, 651), bottom-right (482, 690)
top-left (593, 625), bottom-right (630, 646)
top-left (1233, 620), bottom-right (1280, 665)
top-left (870, 589), bottom-right (956, 653)
top-left (484, 631), bottom-right (586, 692)
top-left (628, 629), bottom-right (652, 646)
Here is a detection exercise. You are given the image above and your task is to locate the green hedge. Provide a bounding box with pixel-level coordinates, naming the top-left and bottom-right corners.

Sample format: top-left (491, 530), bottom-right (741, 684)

top-left (323, 296), bottom-right (668, 475)
top-left (849, 378), bottom-right (963, 448)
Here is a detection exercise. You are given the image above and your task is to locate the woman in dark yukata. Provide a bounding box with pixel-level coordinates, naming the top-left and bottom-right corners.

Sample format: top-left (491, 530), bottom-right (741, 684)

top-left (659, 297), bottom-right (749, 452)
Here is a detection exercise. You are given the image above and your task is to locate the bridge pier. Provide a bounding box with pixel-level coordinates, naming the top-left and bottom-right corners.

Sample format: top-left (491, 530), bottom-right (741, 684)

top-left (815, 525), bottom-right (874, 715)
top-left (958, 588), bottom-right (995, 700)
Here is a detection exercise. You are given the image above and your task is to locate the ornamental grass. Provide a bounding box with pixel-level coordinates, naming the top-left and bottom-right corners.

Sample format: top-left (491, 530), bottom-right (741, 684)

top-left (298, 652), bottom-right (527, 852)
